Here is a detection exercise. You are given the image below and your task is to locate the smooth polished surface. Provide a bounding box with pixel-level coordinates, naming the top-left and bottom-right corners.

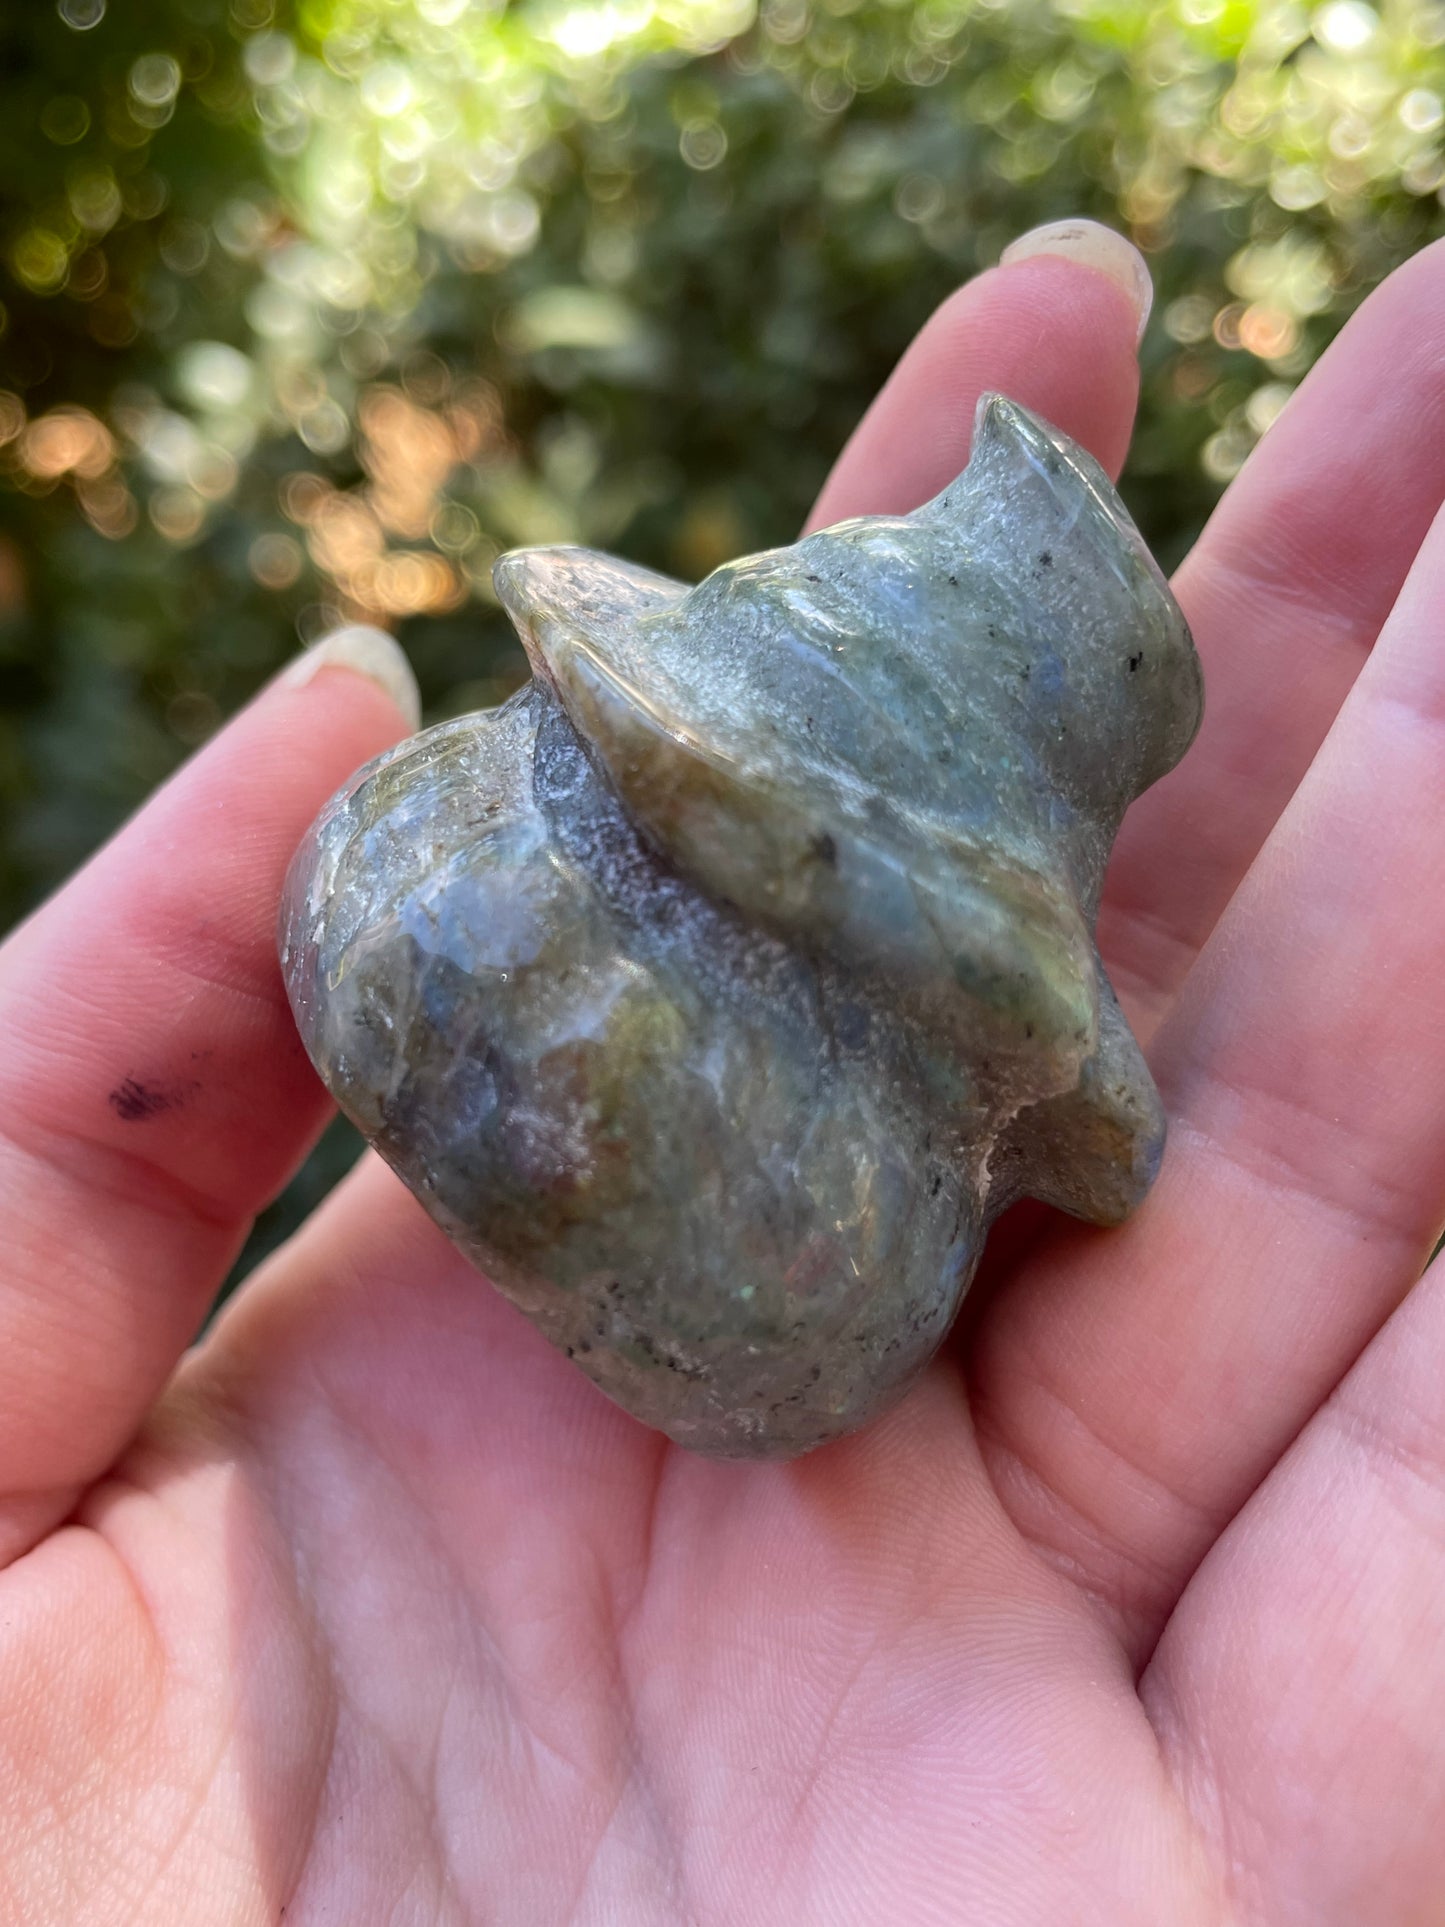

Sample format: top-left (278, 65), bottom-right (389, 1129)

top-left (280, 396), bottom-right (1203, 1457)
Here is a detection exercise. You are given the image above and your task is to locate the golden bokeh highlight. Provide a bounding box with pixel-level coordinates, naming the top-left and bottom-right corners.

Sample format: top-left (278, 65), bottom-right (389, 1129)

top-left (277, 374), bottom-right (506, 620)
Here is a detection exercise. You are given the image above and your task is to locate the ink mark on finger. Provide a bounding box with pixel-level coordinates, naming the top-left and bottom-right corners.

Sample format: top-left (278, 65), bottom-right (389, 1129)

top-left (108, 1075), bottom-right (197, 1122)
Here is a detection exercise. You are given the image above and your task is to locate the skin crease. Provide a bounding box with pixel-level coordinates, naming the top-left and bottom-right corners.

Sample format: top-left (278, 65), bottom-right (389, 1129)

top-left (5, 241), bottom-right (1445, 1924)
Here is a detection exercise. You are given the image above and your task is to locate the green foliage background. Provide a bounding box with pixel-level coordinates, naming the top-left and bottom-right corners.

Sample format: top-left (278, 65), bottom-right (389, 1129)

top-left (4, 0), bottom-right (1444, 1279)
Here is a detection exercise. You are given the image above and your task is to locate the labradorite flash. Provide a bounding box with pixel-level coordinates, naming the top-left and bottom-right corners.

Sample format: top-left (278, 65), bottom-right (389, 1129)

top-left (280, 396), bottom-right (1203, 1459)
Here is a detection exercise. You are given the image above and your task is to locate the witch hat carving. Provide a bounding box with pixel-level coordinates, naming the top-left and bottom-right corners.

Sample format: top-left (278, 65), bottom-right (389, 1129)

top-left (282, 395), bottom-right (1203, 1458)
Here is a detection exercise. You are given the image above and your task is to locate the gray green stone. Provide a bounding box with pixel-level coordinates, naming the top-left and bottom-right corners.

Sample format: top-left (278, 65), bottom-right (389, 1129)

top-left (279, 396), bottom-right (1203, 1458)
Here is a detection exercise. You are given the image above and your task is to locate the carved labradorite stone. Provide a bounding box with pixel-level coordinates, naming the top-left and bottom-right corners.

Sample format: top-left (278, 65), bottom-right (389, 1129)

top-left (280, 395), bottom-right (1203, 1459)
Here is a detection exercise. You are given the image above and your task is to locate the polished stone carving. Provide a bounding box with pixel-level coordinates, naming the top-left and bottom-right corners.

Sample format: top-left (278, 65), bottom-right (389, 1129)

top-left (281, 396), bottom-right (1203, 1458)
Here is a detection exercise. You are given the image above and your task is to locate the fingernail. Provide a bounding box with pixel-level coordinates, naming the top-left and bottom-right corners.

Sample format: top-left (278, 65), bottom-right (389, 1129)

top-left (1000, 218), bottom-right (1153, 344)
top-left (282, 624), bottom-right (422, 732)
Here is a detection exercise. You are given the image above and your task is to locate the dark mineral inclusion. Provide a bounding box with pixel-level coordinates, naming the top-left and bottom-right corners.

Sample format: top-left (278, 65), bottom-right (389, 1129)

top-left (280, 395), bottom-right (1204, 1459)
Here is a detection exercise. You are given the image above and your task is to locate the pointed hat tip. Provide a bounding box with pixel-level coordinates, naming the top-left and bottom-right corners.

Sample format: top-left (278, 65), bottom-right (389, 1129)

top-left (968, 392), bottom-right (1064, 466)
top-left (948, 391), bottom-right (1118, 517)
top-left (913, 393), bottom-right (1068, 523)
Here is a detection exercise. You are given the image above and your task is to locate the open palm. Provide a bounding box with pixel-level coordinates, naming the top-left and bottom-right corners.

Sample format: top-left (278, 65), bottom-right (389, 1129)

top-left (5, 228), bottom-right (1445, 1925)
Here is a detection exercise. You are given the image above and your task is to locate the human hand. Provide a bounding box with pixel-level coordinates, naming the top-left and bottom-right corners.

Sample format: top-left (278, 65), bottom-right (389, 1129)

top-left (3, 219), bottom-right (1445, 1924)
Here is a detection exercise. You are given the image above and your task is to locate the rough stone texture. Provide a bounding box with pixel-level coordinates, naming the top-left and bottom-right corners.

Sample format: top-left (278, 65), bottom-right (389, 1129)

top-left (280, 396), bottom-right (1203, 1458)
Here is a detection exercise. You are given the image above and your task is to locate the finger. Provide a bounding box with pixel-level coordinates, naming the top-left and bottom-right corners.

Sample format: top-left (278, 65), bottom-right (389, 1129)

top-left (972, 491), bottom-right (1445, 1659)
top-left (1101, 237), bottom-right (1445, 1033)
top-left (806, 218), bottom-right (1150, 528)
top-left (1143, 1252), bottom-right (1445, 1924)
top-left (0, 628), bottom-right (418, 1563)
